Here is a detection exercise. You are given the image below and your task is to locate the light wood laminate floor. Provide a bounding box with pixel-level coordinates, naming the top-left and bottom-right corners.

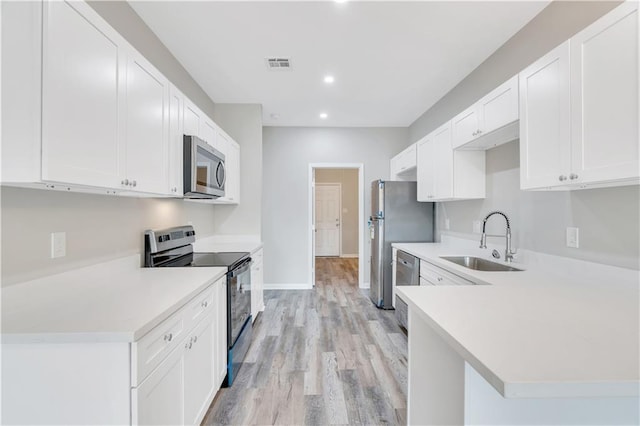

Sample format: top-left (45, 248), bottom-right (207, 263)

top-left (203, 257), bottom-right (407, 425)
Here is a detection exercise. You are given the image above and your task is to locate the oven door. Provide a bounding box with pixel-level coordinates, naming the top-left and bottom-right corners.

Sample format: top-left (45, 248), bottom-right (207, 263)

top-left (228, 258), bottom-right (251, 347)
top-left (183, 135), bottom-right (226, 198)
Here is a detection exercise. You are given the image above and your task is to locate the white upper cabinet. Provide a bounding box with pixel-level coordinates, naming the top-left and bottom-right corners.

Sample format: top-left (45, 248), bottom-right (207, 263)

top-left (211, 129), bottom-right (240, 204)
top-left (570, 1), bottom-right (639, 185)
top-left (168, 85), bottom-right (183, 196)
top-left (201, 118), bottom-right (218, 149)
top-left (417, 121), bottom-right (485, 201)
top-left (123, 55), bottom-right (169, 194)
top-left (183, 98), bottom-right (202, 139)
top-left (41, 1), bottom-right (125, 189)
top-left (452, 75), bottom-right (519, 150)
top-left (390, 143), bottom-right (418, 180)
top-left (519, 41), bottom-right (571, 189)
top-left (521, 1), bottom-right (639, 190)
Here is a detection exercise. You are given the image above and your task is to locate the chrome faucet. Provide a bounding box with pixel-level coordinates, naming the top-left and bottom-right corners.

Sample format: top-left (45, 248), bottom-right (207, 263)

top-left (480, 211), bottom-right (516, 263)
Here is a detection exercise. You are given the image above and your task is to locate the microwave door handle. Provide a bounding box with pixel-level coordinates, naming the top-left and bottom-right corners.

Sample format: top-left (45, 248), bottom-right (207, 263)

top-left (216, 161), bottom-right (226, 188)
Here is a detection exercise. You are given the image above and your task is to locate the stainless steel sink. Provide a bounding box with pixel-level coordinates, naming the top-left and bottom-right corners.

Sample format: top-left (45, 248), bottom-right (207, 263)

top-left (440, 256), bottom-right (523, 272)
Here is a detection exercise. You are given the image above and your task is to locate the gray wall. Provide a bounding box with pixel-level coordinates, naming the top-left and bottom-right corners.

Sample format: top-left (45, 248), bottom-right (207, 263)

top-left (315, 169), bottom-right (359, 256)
top-left (210, 104), bottom-right (263, 236)
top-left (87, 1), bottom-right (215, 118)
top-left (0, 187), bottom-right (218, 286)
top-left (262, 127), bottom-right (408, 286)
top-left (408, 0), bottom-right (639, 270)
top-left (409, 1), bottom-right (621, 143)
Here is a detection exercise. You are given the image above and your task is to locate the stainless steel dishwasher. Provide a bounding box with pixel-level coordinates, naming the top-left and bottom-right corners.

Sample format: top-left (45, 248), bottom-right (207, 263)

top-left (395, 250), bottom-right (420, 331)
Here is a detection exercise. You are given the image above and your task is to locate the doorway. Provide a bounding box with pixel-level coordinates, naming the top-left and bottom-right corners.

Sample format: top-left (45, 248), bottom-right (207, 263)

top-left (309, 164), bottom-right (364, 288)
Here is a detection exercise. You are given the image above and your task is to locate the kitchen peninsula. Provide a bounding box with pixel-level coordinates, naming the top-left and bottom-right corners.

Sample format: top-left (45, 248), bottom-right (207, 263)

top-left (395, 241), bottom-right (640, 425)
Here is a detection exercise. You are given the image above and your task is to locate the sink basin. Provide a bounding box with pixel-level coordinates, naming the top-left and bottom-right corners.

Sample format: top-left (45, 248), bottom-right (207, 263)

top-left (440, 256), bottom-right (523, 272)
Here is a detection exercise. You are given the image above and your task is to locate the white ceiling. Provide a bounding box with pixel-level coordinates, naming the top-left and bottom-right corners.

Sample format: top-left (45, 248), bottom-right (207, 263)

top-left (129, 1), bottom-right (548, 127)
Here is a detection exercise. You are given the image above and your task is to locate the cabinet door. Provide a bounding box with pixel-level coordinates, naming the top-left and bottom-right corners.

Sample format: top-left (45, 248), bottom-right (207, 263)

top-left (132, 345), bottom-right (184, 426)
top-left (251, 261), bottom-right (264, 321)
top-left (452, 105), bottom-right (480, 149)
top-left (41, 1), bottom-right (124, 188)
top-left (519, 41), bottom-right (571, 189)
top-left (570, 2), bottom-right (639, 184)
top-left (479, 75), bottom-right (519, 134)
top-left (183, 99), bottom-right (201, 138)
top-left (201, 119), bottom-right (218, 149)
top-left (124, 55), bottom-right (169, 194)
top-left (184, 315), bottom-right (215, 426)
top-left (223, 141), bottom-right (240, 203)
top-left (168, 85), bottom-right (183, 196)
top-left (390, 155), bottom-right (400, 179)
top-left (432, 122), bottom-right (454, 199)
top-left (416, 136), bottom-right (435, 201)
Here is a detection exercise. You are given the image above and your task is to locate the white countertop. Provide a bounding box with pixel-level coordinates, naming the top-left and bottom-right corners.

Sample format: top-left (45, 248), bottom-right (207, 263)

top-left (1, 255), bottom-right (227, 344)
top-left (394, 241), bottom-right (640, 398)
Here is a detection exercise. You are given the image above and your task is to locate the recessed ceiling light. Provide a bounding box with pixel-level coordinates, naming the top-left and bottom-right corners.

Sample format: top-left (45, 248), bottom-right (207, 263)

top-left (319, 113), bottom-right (328, 119)
top-left (324, 75), bottom-right (335, 84)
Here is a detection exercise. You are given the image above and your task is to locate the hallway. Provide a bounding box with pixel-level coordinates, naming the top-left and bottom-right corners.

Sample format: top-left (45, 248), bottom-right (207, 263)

top-left (203, 257), bottom-right (407, 425)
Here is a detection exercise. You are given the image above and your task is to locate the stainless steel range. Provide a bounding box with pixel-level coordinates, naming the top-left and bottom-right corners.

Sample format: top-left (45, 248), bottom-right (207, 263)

top-left (143, 225), bottom-right (252, 386)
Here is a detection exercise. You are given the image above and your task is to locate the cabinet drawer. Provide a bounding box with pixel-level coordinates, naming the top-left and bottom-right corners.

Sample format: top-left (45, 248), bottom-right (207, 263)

top-left (420, 260), bottom-right (475, 286)
top-left (132, 310), bottom-right (186, 386)
top-left (183, 285), bottom-right (215, 331)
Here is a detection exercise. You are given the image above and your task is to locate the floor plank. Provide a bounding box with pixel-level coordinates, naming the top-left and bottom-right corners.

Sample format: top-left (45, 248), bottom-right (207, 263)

top-left (202, 257), bottom-right (407, 426)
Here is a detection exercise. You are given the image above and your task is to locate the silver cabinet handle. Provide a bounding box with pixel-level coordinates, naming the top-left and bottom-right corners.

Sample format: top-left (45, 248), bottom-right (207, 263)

top-left (122, 179), bottom-right (129, 186)
top-left (569, 173), bottom-right (578, 180)
top-left (472, 131), bottom-right (477, 136)
top-left (164, 333), bottom-right (173, 342)
top-left (477, 129), bottom-right (482, 135)
top-left (201, 300), bottom-right (209, 308)
top-left (132, 180), bottom-right (137, 187)
top-left (559, 175), bottom-right (567, 181)
top-left (193, 336), bottom-right (198, 343)
top-left (437, 277), bottom-right (443, 282)
top-left (185, 341), bottom-right (192, 350)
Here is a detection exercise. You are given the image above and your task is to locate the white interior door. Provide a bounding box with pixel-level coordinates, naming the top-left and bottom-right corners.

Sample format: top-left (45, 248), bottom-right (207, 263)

top-left (315, 184), bottom-right (341, 257)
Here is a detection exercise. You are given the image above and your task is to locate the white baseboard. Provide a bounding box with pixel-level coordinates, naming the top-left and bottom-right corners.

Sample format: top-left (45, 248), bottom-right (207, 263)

top-left (360, 282), bottom-right (370, 289)
top-left (263, 283), bottom-right (313, 290)
top-left (340, 254), bottom-right (359, 258)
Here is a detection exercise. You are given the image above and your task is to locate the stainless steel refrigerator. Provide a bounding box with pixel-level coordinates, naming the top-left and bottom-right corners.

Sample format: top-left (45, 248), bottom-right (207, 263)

top-left (369, 180), bottom-right (434, 309)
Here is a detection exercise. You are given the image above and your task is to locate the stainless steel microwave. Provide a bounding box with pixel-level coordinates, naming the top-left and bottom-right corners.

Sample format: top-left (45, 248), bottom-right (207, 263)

top-left (183, 135), bottom-right (225, 199)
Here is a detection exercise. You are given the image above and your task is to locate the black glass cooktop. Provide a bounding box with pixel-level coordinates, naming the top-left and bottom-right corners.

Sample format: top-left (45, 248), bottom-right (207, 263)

top-left (161, 252), bottom-right (250, 269)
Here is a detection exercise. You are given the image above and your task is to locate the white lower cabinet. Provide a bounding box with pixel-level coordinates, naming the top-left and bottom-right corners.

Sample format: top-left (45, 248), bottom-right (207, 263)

top-left (251, 248), bottom-right (264, 322)
top-left (132, 343), bottom-right (185, 426)
top-left (132, 277), bottom-right (227, 426)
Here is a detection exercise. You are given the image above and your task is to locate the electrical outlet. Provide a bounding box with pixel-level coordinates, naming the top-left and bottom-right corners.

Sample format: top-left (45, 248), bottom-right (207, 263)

top-left (51, 232), bottom-right (66, 258)
top-left (473, 220), bottom-right (482, 234)
top-left (566, 227), bottom-right (579, 248)
top-left (444, 218), bottom-right (450, 230)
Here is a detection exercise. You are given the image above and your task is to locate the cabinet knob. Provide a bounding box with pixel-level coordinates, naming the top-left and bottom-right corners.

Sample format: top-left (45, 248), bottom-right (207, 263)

top-left (122, 179), bottom-right (129, 186)
top-left (202, 300), bottom-right (209, 308)
top-left (472, 131), bottom-right (477, 136)
top-left (164, 333), bottom-right (173, 342)
top-left (569, 173), bottom-right (578, 180)
top-left (558, 175), bottom-right (567, 181)
top-left (132, 180), bottom-right (137, 187)
top-left (477, 129), bottom-right (482, 135)
top-left (193, 335), bottom-right (198, 344)
top-left (437, 277), bottom-right (443, 282)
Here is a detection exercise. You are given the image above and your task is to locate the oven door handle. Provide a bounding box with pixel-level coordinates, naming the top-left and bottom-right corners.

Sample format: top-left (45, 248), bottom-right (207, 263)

top-left (229, 258), bottom-right (252, 278)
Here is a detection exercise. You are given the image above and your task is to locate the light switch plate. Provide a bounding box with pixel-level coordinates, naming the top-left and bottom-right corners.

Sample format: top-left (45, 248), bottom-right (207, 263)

top-left (51, 232), bottom-right (66, 258)
top-left (566, 227), bottom-right (579, 248)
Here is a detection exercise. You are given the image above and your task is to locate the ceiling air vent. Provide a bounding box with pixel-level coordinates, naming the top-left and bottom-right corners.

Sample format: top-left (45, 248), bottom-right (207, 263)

top-left (266, 57), bottom-right (292, 70)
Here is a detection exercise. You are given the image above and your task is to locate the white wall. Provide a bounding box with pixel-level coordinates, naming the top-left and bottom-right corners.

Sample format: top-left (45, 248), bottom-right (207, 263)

top-left (211, 104), bottom-right (263, 236)
top-left (262, 126), bottom-right (408, 286)
top-left (315, 169), bottom-right (359, 256)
